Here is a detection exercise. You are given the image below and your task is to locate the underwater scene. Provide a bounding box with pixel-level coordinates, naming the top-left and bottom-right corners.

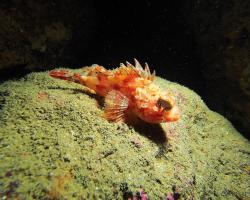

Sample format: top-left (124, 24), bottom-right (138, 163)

top-left (0, 1), bottom-right (250, 199)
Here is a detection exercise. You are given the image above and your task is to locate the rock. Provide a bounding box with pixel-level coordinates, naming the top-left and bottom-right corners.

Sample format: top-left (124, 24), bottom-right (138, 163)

top-left (0, 69), bottom-right (249, 199)
top-left (0, 0), bottom-right (95, 71)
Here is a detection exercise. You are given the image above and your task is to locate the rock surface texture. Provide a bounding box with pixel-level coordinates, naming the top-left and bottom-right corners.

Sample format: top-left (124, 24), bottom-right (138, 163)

top-left (0, 69), bottom-right (249, 199)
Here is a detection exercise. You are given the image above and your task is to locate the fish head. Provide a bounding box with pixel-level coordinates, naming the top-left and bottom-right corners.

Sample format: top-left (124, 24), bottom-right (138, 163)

top-left (156, 93), bottom-right (180, 122)
top-left (134, 87), bottom-right (180, 123)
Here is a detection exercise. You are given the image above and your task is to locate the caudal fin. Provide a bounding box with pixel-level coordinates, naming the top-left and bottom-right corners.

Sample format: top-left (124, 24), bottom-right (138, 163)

top-left (49, 70), bottom-right (73, 81)
top-left (49, 69), bottom-right (84, 84)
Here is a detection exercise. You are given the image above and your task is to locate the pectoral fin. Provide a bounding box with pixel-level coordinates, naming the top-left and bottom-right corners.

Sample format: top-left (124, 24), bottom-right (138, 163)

top-left (104, 90), bottom-right (129, 122)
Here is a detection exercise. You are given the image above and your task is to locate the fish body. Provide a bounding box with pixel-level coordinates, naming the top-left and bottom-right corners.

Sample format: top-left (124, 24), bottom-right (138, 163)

top-left (49, 59), bottom-right (180, 123)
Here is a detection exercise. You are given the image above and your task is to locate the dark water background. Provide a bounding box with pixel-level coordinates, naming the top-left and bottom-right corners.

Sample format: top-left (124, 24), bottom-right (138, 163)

top-left (76, 1), bottom-right (204, 96)
top-left (0, 1), bottom-right (204, 95)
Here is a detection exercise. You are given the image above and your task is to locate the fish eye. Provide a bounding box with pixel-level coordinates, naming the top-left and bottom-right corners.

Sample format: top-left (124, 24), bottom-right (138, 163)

top-left (156, 98), bottom-right (173, 111)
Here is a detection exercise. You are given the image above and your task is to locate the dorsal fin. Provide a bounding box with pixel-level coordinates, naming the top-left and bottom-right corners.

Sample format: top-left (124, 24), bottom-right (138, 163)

top-left (134, 59), bottom-right (156, 80)
top-left (134, 58), bottom-right (143, 70)
top-left (117, 59), bottom-right (155, 81)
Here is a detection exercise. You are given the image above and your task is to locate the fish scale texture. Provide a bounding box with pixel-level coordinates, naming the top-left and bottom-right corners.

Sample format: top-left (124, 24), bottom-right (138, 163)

top-left (0, 68), bottom-right (249, 199)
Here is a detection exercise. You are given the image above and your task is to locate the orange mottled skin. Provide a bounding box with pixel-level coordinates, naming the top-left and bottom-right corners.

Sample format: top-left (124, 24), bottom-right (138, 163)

top-left (49, 60), bottom-right (180, 123)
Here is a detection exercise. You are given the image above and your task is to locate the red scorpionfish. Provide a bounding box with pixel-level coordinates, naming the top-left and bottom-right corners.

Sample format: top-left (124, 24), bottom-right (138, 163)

top-left (49, 59), bottom-right (180, 123)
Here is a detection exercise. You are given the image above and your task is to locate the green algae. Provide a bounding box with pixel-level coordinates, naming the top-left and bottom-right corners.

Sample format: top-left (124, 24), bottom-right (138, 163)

top-left (0, 69), bottom-right (249, 199)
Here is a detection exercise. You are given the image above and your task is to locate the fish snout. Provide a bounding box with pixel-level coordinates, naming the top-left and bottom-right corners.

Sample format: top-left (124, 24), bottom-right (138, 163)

top-left (164, 106), bottom-right (180, 122)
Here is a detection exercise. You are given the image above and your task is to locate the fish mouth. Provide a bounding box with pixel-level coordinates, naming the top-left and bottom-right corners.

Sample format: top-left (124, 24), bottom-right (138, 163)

top-left (164, 106), bottom-right (180, 122)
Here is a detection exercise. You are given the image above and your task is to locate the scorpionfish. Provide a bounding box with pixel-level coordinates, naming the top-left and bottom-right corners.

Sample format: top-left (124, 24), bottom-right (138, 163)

top-left (49, 59), bottom-right (180, 123)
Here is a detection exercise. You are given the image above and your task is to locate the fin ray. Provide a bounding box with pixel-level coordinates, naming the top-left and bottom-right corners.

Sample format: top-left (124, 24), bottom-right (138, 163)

top-left (104, 90), bottom-right (129, 122)
top-left (116, 59), bottom-right (155, 81)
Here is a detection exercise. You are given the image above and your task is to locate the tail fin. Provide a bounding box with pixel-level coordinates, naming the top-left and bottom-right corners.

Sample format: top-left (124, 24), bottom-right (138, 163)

top-left (49, 70), bottom-right (82, 84)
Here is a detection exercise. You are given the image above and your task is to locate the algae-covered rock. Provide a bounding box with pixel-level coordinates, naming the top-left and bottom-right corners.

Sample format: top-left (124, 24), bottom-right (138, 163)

top-left (0, 68), bottom-right (249, 199)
